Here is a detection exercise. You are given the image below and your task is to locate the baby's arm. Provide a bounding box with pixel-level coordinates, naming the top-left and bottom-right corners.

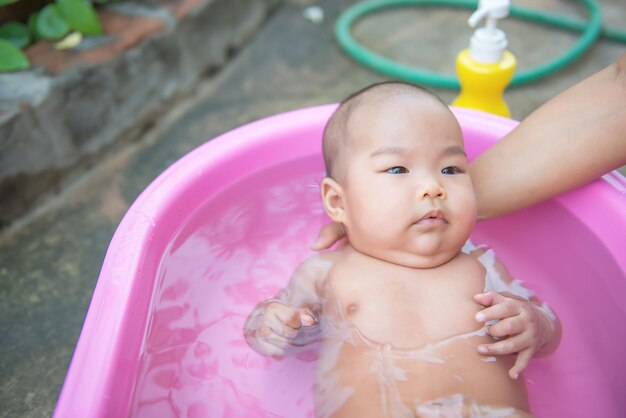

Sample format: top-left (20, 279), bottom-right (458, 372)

top-left (470, 247), bottom-right (562, 379)
top-left (244, 254), bottom-right (329, 357)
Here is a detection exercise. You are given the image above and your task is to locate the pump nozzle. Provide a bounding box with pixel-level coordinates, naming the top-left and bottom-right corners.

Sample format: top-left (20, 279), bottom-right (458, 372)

top-left (468, 0), bottom-right (510, 29)
top-left (467, 0), bottom-right (510, 63)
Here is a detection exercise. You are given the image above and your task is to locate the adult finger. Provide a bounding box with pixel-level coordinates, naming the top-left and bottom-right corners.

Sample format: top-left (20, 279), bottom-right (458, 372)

top-left (310, 223), bottom-right (344, 251)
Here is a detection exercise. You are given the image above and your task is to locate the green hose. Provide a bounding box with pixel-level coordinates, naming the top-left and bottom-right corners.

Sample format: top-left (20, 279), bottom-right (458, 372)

top-left (335, 0), bottom-right (626, 89)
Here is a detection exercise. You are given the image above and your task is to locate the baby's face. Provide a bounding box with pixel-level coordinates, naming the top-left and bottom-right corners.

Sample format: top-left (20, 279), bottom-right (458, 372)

top-left (339, 96), bottom-right (477, 268)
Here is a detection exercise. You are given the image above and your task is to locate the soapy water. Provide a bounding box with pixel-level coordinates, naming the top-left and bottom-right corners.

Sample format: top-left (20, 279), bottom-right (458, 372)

top-left (242, 239), bottom-right (535, 417)
top-left (127, 156), bottom-right (626, 418)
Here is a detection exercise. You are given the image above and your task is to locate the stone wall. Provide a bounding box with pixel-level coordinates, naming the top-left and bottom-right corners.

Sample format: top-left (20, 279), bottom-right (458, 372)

top-left (0, 0), bottom-right (281, 228)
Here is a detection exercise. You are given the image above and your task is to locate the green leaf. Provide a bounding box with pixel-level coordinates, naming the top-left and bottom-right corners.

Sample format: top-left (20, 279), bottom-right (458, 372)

top-left (0, 39), bottom-right (30, 72)
top-left (36, 5), bottom-right (70, 40)
top-left (0, 21), bottom-right (30, 49)
top-left (56, 0), bottom-right (103, 36)
top-left (0, 0), bottom-right (20, 6)
top-left (28, 12), bottom-right (43, 42)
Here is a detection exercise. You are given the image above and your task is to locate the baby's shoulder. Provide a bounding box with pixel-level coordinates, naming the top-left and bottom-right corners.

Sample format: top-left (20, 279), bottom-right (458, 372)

top-left (300, 246), bottom-right (365, 284)
top-left (305, 244), bottom-right (356, 265)
top-left (295, 251), bottom-right (340, 282)
top-left (298, 253), bottom-right (334, 273)
top-left (447, 252), bottom-right (487, 291)
top-left (451, 251), bottom-right (486, 270)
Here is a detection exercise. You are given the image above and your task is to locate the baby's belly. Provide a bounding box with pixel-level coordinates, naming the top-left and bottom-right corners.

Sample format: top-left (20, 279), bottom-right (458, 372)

top-left (314, 329), bottom-right (530, 418)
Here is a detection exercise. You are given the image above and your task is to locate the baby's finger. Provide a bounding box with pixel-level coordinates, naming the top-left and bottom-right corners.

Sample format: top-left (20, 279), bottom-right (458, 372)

top-left (273, 303), bottom-right (304, 330)
top-left (265, 331), bottom-right (297, 349)
top-left (473, 291), bottom-right (503, 308)
top-left (252, 306), bottom-right (297, 340)
top-left (477, 334), bottom-right (528, 356)
top-left (310, 223), bottom-right (344, 251)
top-left (299, 308), bottom-right (319, 327)
top-left (268, 318), bottom-right (298, 339)
top-left (475, 301), bottom-right (518, 324)
top-left (486, 316), bottom-right (525, 338)
top-left (509, 349), bottom-right (534, 379)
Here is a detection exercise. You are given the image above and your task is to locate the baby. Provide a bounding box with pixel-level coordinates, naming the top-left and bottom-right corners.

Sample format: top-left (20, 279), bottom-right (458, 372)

top-left (244, 82), bottom-right (561, 417)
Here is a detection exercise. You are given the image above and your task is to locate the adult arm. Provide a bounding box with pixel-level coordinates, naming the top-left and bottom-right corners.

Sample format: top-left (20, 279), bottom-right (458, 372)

top-left (471, 52), bottom-right (626, 219)
top-left (312, 53), bottom-right (626, 249)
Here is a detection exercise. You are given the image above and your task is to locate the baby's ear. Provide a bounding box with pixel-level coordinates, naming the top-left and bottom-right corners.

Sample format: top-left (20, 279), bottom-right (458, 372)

top-left (321, 177), bottom-right (345, 223)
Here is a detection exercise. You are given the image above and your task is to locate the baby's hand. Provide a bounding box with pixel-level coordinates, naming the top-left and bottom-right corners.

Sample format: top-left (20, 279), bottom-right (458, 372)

top-left (474, 291), bottom-right (556, 380)
top-left (244, 300), bottom-right (318, 357)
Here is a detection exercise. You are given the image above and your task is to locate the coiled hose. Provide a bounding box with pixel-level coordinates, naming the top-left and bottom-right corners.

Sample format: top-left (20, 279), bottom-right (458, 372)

top-left (335, 0), bottom-right (626, 89)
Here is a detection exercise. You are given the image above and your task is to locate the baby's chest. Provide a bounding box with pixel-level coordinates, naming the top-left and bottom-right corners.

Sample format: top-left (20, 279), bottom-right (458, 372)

top-left (324, 264), bottom-right (485, 347)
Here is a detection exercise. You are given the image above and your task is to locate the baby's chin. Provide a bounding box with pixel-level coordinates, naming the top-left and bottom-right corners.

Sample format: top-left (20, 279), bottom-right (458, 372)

top-left (363, 245), bottom-right (463, 269)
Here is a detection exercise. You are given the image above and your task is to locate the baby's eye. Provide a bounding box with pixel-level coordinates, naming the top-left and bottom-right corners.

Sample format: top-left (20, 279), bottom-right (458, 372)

top-left (442, 166), bottom-right (463, 175)
top-left (386, 166), bottom-right (409, 174)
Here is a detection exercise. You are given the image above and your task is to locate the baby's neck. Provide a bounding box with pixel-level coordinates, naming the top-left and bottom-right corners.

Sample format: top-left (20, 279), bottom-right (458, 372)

top-left (343, 243), bottom-right (464, 270)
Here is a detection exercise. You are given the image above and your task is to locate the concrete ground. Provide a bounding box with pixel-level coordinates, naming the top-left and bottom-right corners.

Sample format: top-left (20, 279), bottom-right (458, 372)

top-left (0, 0), bottom-right (624, 416)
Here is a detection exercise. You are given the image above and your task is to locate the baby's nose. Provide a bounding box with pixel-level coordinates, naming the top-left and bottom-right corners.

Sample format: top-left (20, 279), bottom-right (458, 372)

top-left (419, 178), bottom-right (446, 199)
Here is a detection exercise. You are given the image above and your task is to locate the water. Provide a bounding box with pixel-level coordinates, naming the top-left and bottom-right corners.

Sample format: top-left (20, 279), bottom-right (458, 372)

top-left (129, 158), bottom-right (325, 417)
top-left (128, 155), bottom-right (626, 417)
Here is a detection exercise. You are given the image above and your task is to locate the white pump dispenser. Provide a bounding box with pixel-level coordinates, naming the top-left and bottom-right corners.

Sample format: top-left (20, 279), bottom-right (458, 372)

top-left (452, 0), bottom-right (516, 117)
top-left (467, 0), bottom-right (510, 63)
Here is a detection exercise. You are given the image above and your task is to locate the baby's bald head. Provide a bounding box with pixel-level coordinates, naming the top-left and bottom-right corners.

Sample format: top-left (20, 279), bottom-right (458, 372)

top-left (322, 82), bottom-right (449, 181)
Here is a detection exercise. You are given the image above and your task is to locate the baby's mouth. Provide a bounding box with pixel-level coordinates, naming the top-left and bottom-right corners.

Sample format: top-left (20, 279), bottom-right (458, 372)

top-left (414, 210), bottom-right (447, 226)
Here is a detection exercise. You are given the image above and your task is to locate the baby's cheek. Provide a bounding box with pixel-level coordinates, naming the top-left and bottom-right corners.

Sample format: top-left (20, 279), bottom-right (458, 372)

top-left (453, 196), bottom-right (478, 227)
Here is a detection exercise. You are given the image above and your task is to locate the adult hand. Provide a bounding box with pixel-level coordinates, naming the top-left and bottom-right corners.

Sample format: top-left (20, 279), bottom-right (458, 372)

top-left (310, 222), bottom-right (345, 251)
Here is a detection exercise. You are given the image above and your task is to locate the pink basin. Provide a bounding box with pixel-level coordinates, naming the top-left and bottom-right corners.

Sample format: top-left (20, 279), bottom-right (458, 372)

top-left (54, 105), bottom-right (626, 418)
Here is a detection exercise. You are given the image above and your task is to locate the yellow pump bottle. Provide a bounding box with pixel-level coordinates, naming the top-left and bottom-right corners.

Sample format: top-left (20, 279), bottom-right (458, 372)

top-left (452, 0), bottom-right (516, 118)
